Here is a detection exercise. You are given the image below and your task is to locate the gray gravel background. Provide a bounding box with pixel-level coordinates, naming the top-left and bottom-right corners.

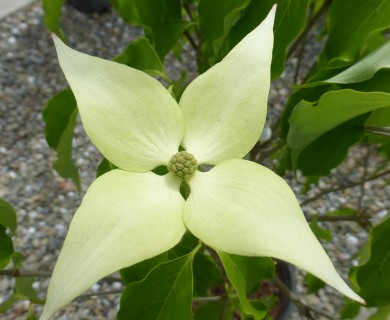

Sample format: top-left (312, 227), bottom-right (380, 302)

top-left (0, 1), bottom-right (389, 319)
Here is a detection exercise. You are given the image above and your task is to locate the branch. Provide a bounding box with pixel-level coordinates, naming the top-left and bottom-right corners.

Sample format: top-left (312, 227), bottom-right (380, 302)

top-left (77, 289), bottom-right (123, 301)
top-left (184, 30), bottom-right (199, 54)
top-left (357, 146), bottom-right (371, 212)
top-left (0, 269), bottom-right (51, 278)
top-left (0, 269), bottom-right (122, 284)
top-left (182, 1), bottom-right (203, 65)
top-left (293, 35), bottom-right (307, 84)
top-left (307, 213), bottom-right (371, 223)
top-left (300, 168), bottom-right (390, 206)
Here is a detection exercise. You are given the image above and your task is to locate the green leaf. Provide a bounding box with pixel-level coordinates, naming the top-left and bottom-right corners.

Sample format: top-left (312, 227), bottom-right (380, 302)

top-left (96, 158), bottom-right (116, 178)
top-left (0, 225), bottom-right (14, 270)
top-left (194, 301), bottom-right (234, 320)
top-left (351, 214), bottom-right (390, 307)
top-left (14, 277), bottom-right (40, 301)
top-left (287, 89), bottom-right (390, 151)
top-left (365, 106), bottom-right (390, 144)
top-left (198, 0), bottom-right (252, 69)
top-left (340, 301), bottom-right (361, 319)
top-left (42, 89), bottom-right (80, 189)
top-left (114, 37), bottom-right (168, 80)
top-left (0, 296), bottom-right (18, 313)
top-left (324, 41), bottom-right (390, 84)
top-left (366, 107), bottom-right (390, 127)
top-left (316, 0), bottom-right (390, 70)
top-left (280, 82), bottom-right (333, 139)
top-left (53, 109), bottom-right (80, 189)
top-left (169, 231), bottom-right (200, 258)
top-left (328, 208), bottom-right (357, 217)
top-left (12, 251), bottom-right (24, 269)
top-left (42, 0), bottom-right (65, 40)
top-left (193, 251), bottom-right (223, 296)
top-left (112, 0), bottom-right (192, 59)
top-left (223, 0), bottom-right (309, 78)
top-left (218, 252), bottom-right (270, 319)
top-left (305, 273), bottom-right (325, 294)
top-left (0, 199), bottom-right (17, 235)
top-left (303, 40), bottom-right (390, 88)
top-left (120, 252), bottom-right (169, 285)
top-left (117, 244), bottom-right (200, 320)
top-left (120, 233), bottom-right (206, 288)
top-left (294, 115), bottom-right (367, 175)
top-left (0, 277), bottom-right (44, 313)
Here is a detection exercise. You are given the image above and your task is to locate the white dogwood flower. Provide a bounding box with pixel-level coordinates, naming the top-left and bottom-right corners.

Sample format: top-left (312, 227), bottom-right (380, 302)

top-left (40, 7), bottom-right (363, 319)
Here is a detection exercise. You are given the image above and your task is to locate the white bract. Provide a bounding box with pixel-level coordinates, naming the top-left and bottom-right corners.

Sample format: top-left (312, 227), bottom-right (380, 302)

top-left (40, 7), bottom-right (363, 319)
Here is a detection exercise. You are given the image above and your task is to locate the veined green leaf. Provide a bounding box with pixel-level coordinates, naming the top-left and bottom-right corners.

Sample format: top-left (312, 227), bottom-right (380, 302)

top-left (120, 252), bottom-right (169, 285)
top-left (117, 244), bottom-right (201, 320)
top-left (316, 0), bottom-right (390, 70)
top-left (193, 250), bottom-right (223, 296)
top-left (53, 109), bottom-right (80, 190)
top-left (114, 37), bottom-right (169, 80)
top-left (325, 41), bottom-right (390, 84)
top-left (218, 252), bottom-right (269, 319)
top-left (198, 0), bottom-right (252, 69)
top-left (303, 40), bottom-right (390, 87)
top-left (287, 90), bottom-right (390, 151)
top-left (340, 301), bottom-right (361, 319)
top-left (42, 89), bottom-right (80, 189)
top-left (350, 214), bottom-right (390, 307)
top-left (294, 115), bottom-right (366, 175)
top-left (42, 0), bottom-right (65, 41)
top-left (194, 301), bottom-right (234, 320)
top-left (112, 0), bottom-right (192, 59)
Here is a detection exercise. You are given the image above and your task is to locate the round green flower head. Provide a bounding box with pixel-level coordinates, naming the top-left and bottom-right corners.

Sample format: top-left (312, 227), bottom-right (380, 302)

top-left (168, 151), bottom-right (197, 180)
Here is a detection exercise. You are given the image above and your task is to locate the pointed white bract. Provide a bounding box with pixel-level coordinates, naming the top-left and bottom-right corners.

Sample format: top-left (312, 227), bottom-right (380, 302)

top-left (180, 7), bottom-right (274, 164)
top-left (40, 170), bottom-right (185, 320)
top-left (54, 39), bottom-right (185, 172)
top-left (42, 6), bottom-right (363, 319)
top-left (184, 160), bottom-right (364, 303)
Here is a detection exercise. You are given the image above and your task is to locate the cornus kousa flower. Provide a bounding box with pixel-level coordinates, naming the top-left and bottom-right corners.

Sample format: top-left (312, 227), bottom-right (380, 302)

top-left (41, 7), bottom-right (363, 319)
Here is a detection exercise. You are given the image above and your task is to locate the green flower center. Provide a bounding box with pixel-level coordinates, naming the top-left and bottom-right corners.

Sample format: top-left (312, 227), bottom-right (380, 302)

top-left (168, 151), bottom-right (197, 180)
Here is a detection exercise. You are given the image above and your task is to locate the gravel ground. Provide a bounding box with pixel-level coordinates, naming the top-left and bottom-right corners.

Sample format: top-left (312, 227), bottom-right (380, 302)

top-left (0, 2), bottom-right (389, 320)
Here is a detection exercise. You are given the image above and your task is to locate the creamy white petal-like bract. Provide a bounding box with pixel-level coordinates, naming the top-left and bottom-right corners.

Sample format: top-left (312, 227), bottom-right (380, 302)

top-left (40, 170), bottom-right (186, 320)
top-left (54, 38), bottom-right (185, 172)
top-left (180, 7), bottom-right (275, 165)
top-left (184, 159), bottom-right (364, 303)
